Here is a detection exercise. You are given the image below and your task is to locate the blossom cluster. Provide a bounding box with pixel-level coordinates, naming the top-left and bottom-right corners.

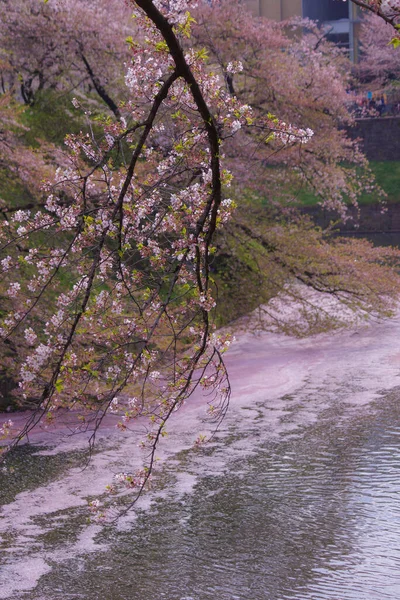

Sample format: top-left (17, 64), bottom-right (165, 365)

top-left (275, 123), bottom-right (314, 145)
top-left (373, 0), bottom-right (400, 18)
top-left (0, 420), bottom-right (13, 440)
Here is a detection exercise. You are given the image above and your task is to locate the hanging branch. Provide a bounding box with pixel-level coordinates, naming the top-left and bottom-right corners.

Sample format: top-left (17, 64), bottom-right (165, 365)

top-left (349, 0), bottom-right (400, 27)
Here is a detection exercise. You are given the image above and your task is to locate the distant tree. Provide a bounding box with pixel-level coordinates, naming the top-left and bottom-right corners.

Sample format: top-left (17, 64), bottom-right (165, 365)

top-left (350, 0), bottom-right (400, 48)
top-left (214, 204), bottom-right (400, 333)
top-left (194, 0), bottom-right (374, 214)
top-left (356, 11), bottom-right (400, 84)
top-left (0, 0), bottom-right (132, 115)
top-left (192, 0), bottom-right (398, 328)
top-left (350, 0), bottom-right (400, 26)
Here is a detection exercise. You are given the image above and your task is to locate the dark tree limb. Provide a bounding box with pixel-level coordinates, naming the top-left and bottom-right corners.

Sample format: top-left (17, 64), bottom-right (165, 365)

top-left (349, 0), bottom-right (400, 27)
top-left (80, 51), bottom-right (121, 119)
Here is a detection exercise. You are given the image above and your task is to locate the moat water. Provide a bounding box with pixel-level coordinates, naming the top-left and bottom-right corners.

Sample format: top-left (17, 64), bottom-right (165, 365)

top-left (1, 318), bottom-right (400, 599)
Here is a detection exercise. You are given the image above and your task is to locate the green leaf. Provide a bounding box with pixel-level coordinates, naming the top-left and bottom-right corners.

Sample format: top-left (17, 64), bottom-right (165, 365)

top-left (155, 40), bottom-right (168, 52)
top-left (126, 36), bottom-right (137, 49)
top-left (55, 378), bottom-right (64, 393)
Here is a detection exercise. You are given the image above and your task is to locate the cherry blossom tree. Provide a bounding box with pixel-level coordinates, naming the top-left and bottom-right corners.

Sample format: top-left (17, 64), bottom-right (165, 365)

top-left (214, 205), bottom-right (400, 333)
top-left (350, 0), bottom-right (400, 25)
top-left (349, 0), bottom-right (400, 47)
top-left (0, 0), bottom-right (132, 114)
top-left (1, 0), bottom-right (400, 519)
top-left (356, 11), bottom-right (400, 85)
top-left (191, 0), bottom-right (400, 328)
top-left (0, 0), bottom-right (316, 514)
top-left (193, 1), bottom-right (373, 214)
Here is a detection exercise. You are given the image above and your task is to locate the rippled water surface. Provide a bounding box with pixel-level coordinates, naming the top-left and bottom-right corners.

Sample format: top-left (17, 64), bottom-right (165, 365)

top-left (4, 393), bottom-right (399, 599)
top-left (2, 324), bottom-right (400, 599)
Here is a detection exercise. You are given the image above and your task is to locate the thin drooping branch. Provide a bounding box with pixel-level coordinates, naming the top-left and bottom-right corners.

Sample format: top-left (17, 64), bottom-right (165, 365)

top-left (8, 69), bottom-right (181, 448)
top-left (3, 3), bottom-right (232, 505)
top-left (349, 0), bottom-right (400, 26)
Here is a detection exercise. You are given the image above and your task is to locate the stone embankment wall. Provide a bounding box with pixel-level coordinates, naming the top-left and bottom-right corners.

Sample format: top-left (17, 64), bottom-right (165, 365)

top-left (305, 203), bottom-right (400, 234)
top-left (347, 117), bottom-right (400, 161)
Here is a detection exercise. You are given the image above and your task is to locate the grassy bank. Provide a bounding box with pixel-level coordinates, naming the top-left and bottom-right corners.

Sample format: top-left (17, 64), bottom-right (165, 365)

top-left (296, 161), bottom-right (400, 207)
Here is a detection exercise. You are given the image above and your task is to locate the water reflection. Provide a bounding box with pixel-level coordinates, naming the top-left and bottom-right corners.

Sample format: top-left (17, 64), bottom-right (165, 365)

top-left (24, 389), bottom-right (400, 600)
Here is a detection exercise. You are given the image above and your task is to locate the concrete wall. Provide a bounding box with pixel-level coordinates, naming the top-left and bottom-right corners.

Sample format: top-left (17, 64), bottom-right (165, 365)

top-left (282, 0), bottom-right (302, 19)
top-left (347, 118), bottom-right (400, 162)
top-left (245, 0), bottom-right (357, 22)
top-left (260, 0), bottom-right (281, 19)
top-left (246, 0), bottom-right (302, 19)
